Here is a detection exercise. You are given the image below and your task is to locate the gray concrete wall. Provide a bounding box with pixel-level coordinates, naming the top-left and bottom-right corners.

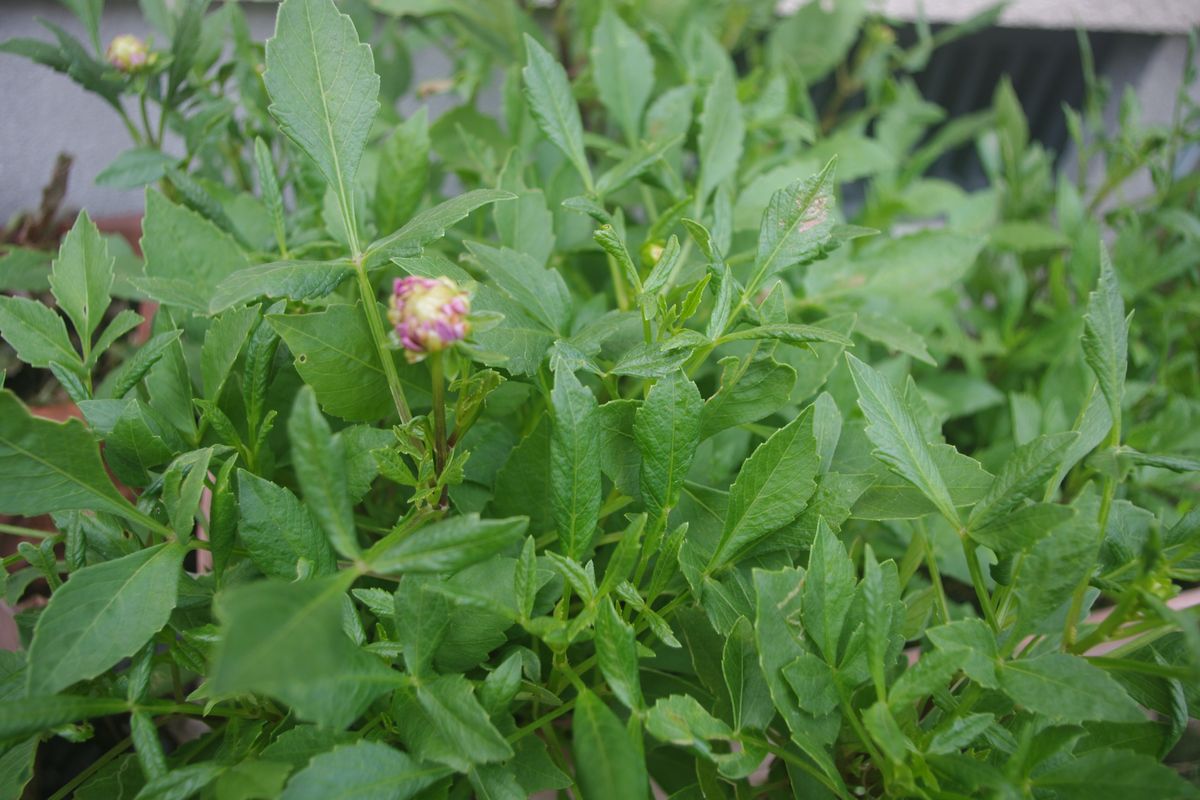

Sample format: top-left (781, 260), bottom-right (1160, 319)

top-left (1, 1), bottom-right (1197, 223)
top-left (0, 1), bottom-right (276, 223)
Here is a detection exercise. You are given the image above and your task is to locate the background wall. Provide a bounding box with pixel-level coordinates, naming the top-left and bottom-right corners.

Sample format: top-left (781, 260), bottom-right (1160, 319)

top-left (0, 0), bottom-right (1197, 224)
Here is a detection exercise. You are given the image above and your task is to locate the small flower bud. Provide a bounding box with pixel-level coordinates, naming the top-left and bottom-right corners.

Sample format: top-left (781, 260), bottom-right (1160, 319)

top-left (106, 34), bottom-right (150, 73)
top-left (388, 276), bottom-right (471, 363)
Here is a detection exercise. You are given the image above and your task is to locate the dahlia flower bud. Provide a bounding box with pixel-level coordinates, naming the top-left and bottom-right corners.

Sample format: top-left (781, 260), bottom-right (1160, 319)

top-left (106, 34), bottom-right (150, 73)
top-left (388, 276), bottom-right (471, 363)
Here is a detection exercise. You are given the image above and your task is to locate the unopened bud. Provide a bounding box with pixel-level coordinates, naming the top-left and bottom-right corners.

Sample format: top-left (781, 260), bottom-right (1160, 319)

top-left (388, 276), bottom-right (472, 363)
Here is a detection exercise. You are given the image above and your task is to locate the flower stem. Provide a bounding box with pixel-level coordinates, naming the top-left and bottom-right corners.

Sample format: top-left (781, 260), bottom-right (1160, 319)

top-left (429, 350), bottom-right (449, 479)
top-left (353, 259), bottom-right (412, 423)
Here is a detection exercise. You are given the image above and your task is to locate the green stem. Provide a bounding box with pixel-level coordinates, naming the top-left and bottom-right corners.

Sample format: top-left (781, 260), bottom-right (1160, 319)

top-left (0, 523), bottom-right (56, 539)
top-left (430, 350), bottom-right (449, 477)
top-left (917, 522), bottom-right (952, 624)
top-left (353, 259), bottom-right (412, 423)
top-left (962, 537), bottom-right (998, 630)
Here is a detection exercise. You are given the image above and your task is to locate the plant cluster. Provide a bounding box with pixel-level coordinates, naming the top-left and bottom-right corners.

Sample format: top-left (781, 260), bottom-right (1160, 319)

top-left (1, 0), bottom-right (1198, 798)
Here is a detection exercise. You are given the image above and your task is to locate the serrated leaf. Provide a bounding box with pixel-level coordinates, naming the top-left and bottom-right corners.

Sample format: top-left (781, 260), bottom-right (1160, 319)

top-left (636, 370), bottom-right (702, 522)
top-left (140, 189), bottom-right (250, 310)
top-left (376, 109), bottom-right (430, 235)
top-left (591, 8), bottom-right (654, 143)
top-left (1081, 247), bottom-right (1128, 426)
top-left (722, 616), bottom-right (774, 732)
top-left (50, 211), bottom-right (113, 346)
top-left (595, 598), bottom-right (642, 711)
top-left (709, 406), bottom-right (820, 570)
top-left (269, 304), bottom-right (412, 422)
top-left (998, 653), bottom-right (1144, 723)
top-left (0, 390), bottom-right (140, 520)
top-left (0, 296), bottom-right (81, 372)
top-left (264, 0), bottom-right (379, 236)
top-left (750, 159), bottom-right (836, 291)
top-left (466, 241), bottom-right (570, 333)
top-left (237, 470), bottom-right (338, 579)
top-left (280, 740), bottom-right (447, 800)
top-left (699, 354), bottom-right (797, 440)
top-left (27, 543), bottom-right (185, 695)
top-left (210, 261), bottom-right (354, 313)
top-left (522, 34), bottom-right (591, 189)
top-left (1032, 747), bottom-right (1200, 800)
top-left (697, 67), bottom-right (744, 203)
top-left (572, 690), bottom-right (649, 800)
top-left (550, 368), bottom-right (601, 559)
top-left (211, 576), bottom-right (394, 728)
top-left (365, 189), bottom-right (515, 266)
top-left (367, 514), bottom-right (528, 574)
top-left (847, 354), bottom-right (959, 525)
top-left (802, 520), bottom-right (855, 664)
top-left (288, 387), bottom-right (359, 558)
top-left (968, 432), bottom-right (1078, 531)
top-left (417, 674), bottom-right (514, 764)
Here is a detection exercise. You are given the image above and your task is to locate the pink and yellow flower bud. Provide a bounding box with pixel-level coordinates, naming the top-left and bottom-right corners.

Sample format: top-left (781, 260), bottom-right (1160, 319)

top-left (388, 276), bottom-right (471, 363)
top-left (106, 34), bottom-right (150, 73)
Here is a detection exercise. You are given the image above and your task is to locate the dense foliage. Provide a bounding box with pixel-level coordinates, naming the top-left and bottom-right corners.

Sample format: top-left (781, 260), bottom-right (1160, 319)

top-left (1, 0), bottom-right (1199, 798)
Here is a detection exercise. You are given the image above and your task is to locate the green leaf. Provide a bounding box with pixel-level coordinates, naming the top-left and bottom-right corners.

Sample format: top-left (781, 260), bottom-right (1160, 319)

top-left (289, 387), bottom-right (359, 559)
top-left (1032, 747), bottom-right (1200, 800)
top-left (264, 0), bottom-right (379, 237)
top-left (636, 370), bottom-right (702, 522)
top-left (802, 520), bottom-right (855, 664)
top-left (95, 148), bottom-right (176, 190)
top-left (27, 543), bottom-right (185, 695)
top-left (211, 576), bottom-right (394, 728)
top-left (699, 354), bottom-right (796, 440)
top-left (644, 694), bottom-right (734, 758)
top-left (254, 138), bottom-right (287, 255)
top-left (0, 695), bottom-right (129, 740)
top-left (140, 189), bottom-right (250, 311)
top-left (50, 211), bottom-right (113, 347)
top-left (367, 514), bottom-right (528, 574)
top-left (210, 261), bottom-right (354, 313)
top-left (862, 546), bottom-right (900, 697)
top-left (697, 67), bottom-right (744, 203)
top-left (926, 618), bottom-right (999, 688)
top-left (723, 322), bottom-right (852, 348)
top-left (967, 432), bottom-right (1078, 531)
top-left (998, 653), bottom-right (1144, 723)
top-left (847, 354), bottom-right (959, 525)
top-left (750, 159), bottom-right (836, 291)
top-left (365, 189), bottom-right (515, 266)
top-left (722, 616), bottom-right (774, 731)
top-left (201, 306), bottom-right (259, 401)
top-left (237, 470), bottom-right (338, 579)
top-left (1010, 506), bottom-right (1099, 640)
top-left (595, 598), bottom-right (643, 711)
top-left (1082, 246), bottom-right (1128, 425)
top-left (550, 368), bottom-right (601, 559)
top-left (466, 241), bottom-right (570, 333)
top-left (572, 690), bottom-right (649, 800)
top-left (376, 108), bottom-right (431, 235)
top-left (0, 390), bottom-right (140, 520)
top-left (969, 503), bottom-right (1075, 557)
top-left (752, 568), bottom-right (843, 787)
top-left (0, 295), bottom-right (82, 378)
top-left (269, 303), bottom-right (403, 422)
top-left (709, 406), bottom-right (820, 570)
top-left (0, 736), bottom-right (37, 800)
top-left (522, 34), bottom-right (591, 189)
top-left (281, 740), bottom-right (447, 800)
top-left (591, 7), bottom-right (654, 143)
top-left (417, 675), bottom-right (514, 763)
